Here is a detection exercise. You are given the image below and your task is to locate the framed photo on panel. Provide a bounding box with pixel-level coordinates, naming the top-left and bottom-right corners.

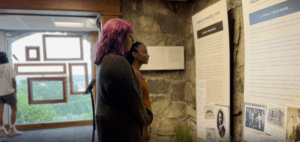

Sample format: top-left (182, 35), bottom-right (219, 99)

top-left (68, 63), bottom-right (88, 95)
top-left (27, 77), bottom-right (68, 104)
top-left (43, 35), bottom-right (83, 61)
top-left (25, 46), bottom-right (40, 61)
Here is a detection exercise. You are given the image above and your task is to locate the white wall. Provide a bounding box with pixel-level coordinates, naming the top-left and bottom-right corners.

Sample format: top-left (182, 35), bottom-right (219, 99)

top-left (0, 30), bottom-right (10, 125)
top-left (0, 31), bottom-right (5, 52)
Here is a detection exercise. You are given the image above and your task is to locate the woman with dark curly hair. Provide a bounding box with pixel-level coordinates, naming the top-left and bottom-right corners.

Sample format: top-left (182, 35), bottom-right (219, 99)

top-left (93, 19), bottom-right (153, 142)
top-left (0, 52), bottom-right (22, 137)
top-left (125, 42), bottom-right (152, 142)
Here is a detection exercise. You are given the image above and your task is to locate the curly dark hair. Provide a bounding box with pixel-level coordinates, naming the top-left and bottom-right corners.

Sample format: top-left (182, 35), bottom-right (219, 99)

top-left (0, 52), bottom-right (8, 64)
top-left (125, 42), bottom-right (144, 65)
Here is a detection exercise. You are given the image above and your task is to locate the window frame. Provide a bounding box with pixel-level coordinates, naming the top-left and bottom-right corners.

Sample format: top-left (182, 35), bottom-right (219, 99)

top-left (68, 63), bottom-right (88, 95)
top-left (14, 63), bottom-right (67, 75)
top-left (25, 46), bottom-right (40, 61)
top-left (42, 35), bottom-right (84, 61)
top-left (27, 77), bottom-right (68, 104)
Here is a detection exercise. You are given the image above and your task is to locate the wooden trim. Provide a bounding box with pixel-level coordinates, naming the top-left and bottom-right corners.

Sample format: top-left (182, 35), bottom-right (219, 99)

top-left (5, 120), bottom-right (93, 131)
top-left (102, 15), bottom-right (121, 25)
top-left (25, 46), bottom-right (40, 61)
top-left (93, 65), bottom-right (97, 102)
top-left (43, 35), bottom-right (84, 61)
top-left (14, 63), bottom-right (67, 75)
top-left (91, 31), bottom-right (98, 104)
top-left (100, 12), bottom-right (122, 16)
top-left (27, 77), bottom-right (68, 104)
top-left (0, 0), bottom-right (121, 13)
top-left (69, 63), bottom-right (88, 95)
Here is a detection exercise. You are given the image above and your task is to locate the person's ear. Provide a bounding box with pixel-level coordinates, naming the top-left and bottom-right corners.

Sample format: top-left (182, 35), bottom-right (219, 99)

top-left (132, 52), bottom-right (137, 59)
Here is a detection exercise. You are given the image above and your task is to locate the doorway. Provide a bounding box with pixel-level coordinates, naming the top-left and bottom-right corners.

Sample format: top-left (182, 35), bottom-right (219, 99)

top-left (1, 10), bottom-right (100, 130)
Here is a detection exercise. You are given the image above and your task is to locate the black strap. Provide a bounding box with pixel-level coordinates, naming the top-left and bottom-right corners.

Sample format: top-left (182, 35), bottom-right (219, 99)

top-left (90, 89), bottom-right (96, 142)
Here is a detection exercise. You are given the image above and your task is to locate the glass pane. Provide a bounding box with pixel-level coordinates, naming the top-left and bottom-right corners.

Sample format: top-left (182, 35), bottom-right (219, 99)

top-left (10, 32), bottom-right (93, 124)
top-left (32, 81), bottom-right (64, 100)
top-left (15, 75), bottom-right (93, 124)
top-left (29, 49), bottom-right (37, 58)
top-left (71, 66), bottom-right (86, 92)
top-left (45, 37), bottom-right (81, 59)
top-left (18, 66), bottom-right (64, 73)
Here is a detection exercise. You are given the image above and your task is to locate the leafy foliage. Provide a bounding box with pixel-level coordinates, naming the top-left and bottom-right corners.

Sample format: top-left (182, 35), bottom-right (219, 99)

top-left (174, 122), bottom-right (193, 142)
top-left (16, 83), bottom-right (59, 123)
top-left (15, 76), bottom-right (93, 124)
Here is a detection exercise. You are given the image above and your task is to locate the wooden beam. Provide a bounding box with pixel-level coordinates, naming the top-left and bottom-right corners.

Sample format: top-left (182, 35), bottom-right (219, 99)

top-left (5, 120), bottom-right (93, 131)
top-left (0, 0), bottom-right (120, 14)
top-left (91, 32), bottom-right (98, 105)
top-left (102, 15), bottom-right (121, 25)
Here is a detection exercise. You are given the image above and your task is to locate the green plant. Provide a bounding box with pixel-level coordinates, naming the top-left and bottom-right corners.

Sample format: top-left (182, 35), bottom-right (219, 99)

top-left (174, 121), bottom-right (193, 142)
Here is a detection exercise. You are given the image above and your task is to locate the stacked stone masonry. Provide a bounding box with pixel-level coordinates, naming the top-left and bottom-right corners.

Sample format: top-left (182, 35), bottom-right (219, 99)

top-left (121, 0), bottom-right (244, 141)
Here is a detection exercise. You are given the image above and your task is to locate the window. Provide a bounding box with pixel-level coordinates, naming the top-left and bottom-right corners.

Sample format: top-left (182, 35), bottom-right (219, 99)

top-left (9, 32), bottom-right (93, 124)
top-left (28, 77), bottom-right (68, 104)
top-left (69, 63), bottom-right (88, 95)
top-left (43, 35), bottom-right (83, 61)
top-left (25, 46), bottom-right (40, 61)
top-left (14, 63), bottom-right (67, 75)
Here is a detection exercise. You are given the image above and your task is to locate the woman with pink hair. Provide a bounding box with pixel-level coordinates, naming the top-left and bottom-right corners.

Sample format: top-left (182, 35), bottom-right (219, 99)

top-left (93, 19), bottom-right (153, 142)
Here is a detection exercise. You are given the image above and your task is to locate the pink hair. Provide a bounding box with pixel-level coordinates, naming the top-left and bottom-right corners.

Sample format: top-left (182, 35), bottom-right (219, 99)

top-left (93, 19), bottom-right (134, 65)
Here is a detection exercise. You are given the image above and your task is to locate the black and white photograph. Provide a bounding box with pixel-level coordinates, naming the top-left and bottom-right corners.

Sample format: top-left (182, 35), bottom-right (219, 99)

top-left (267, 103), bottom-right (285, 129)
top-left (285, 104), bottom-right (300, 142)
top-left (245, 105), bottom-right (266, 132)
top-left (265, 103), bottom-right (285, 140)
top-left (217, 109), bottom-right (226, 138)
top-left (215, 106), bottom-right (230, 142)
top-left (206, 127), bottom-right (215, 142)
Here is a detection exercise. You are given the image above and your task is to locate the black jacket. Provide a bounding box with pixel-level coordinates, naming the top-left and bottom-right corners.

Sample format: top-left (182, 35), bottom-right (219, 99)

top-left (95, 54), bottom-right (153, 142)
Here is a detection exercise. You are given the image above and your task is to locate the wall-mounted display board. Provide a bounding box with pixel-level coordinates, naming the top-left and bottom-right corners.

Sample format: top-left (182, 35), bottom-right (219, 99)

top-left (43, 35), bottom-right (83, 61)
top-left (242, 0), bottom-right (300, 141)
top-left (140, 46), bottom-right (184, 70)
top-left (192, 0), bottom-right (230, 141)
top-left (25, 46), bottom-right (40, 61)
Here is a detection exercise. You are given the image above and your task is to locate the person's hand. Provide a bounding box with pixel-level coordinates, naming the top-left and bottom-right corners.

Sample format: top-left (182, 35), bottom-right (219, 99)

top-left (148, 125), bottom-right (152, 134)
top-left (84, 79), bottom-right (96, 94)
top-left (143, 125), bottom-right (151, 141)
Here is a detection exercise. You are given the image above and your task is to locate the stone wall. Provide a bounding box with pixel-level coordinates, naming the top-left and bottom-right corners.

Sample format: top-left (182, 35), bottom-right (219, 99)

top-left (120, 0), bottom-right (245, 141)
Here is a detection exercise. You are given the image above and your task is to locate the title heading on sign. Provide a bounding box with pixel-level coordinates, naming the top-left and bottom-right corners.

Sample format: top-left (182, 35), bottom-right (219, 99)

top-left (197, 11), bottom-right (220, 25)
top-left (249, 1), bottom-right (300, 25)
top-left (197, 21), bottom-right (223, 39)
top-left (260, 7), bottom-right (289, 18)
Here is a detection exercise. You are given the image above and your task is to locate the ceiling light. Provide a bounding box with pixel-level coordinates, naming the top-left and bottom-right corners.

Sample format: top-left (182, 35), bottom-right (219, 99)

top-left (55, 22), bottom-right (84, 27)
top-left (85, 19), bottom-right (97, 28)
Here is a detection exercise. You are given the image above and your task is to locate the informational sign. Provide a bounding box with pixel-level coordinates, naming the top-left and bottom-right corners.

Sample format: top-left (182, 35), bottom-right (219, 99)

top-left (243, 0), bottom-right (300, 141)
top-left (192, 0), bottom-right (230, 140)
top-left (140, 46), bottom-right (184, 70)
top-left (192, 0), bottom-right (230, 107)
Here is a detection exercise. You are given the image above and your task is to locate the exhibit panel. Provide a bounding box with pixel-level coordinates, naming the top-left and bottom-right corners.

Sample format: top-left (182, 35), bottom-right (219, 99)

top-left (192, 0), bottom-right (230, 141)
top-left (243, 0), bottom-right (300, 141)
top-left (140, 46), bottom-right (184, 70)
